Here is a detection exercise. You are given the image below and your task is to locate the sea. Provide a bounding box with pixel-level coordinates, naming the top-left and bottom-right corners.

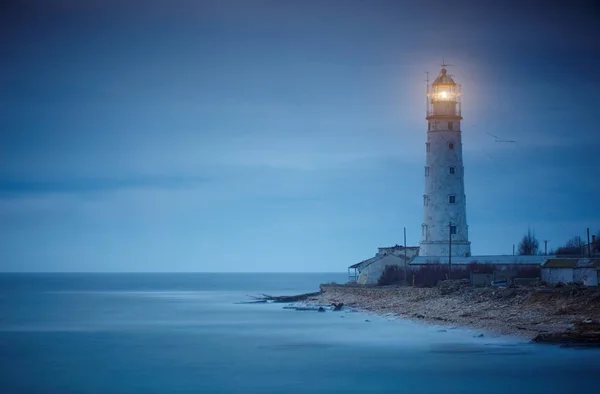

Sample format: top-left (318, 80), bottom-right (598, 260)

top-left (0, 273), bottom-right (598, 394)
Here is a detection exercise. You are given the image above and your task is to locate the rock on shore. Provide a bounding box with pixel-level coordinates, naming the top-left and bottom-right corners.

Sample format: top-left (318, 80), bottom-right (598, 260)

top-left (311, 281), bottom-right (600, 341)
top-left (532, 320), bottom-right (600, 347)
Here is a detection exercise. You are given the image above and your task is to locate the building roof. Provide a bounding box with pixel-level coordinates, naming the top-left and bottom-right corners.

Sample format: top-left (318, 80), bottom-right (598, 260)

top-left (411, 255), bottom-right (552, 266)
top-left (543, 258), bottom-right (600, 269)
top-left (348, 245), bottom-right (419, 268)
top-left (432, 68), bottom-right (456, 86)
top-left (576, 259), bottom-right (600, 268)
top-left (348, 256), bottom-right (379, 269)
top-left (542, 259), bottom-right (579, 268)
top-left (377, 245), bottom-right (419, 252)
top-left (349, 253), bottom-right (411, 270)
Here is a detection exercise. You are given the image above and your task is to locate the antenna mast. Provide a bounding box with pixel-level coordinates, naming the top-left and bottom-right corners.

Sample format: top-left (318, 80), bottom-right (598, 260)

top-left (441, 58), bottom-right (453, 69)
top-left (425, 71), bottom-right (430, 117)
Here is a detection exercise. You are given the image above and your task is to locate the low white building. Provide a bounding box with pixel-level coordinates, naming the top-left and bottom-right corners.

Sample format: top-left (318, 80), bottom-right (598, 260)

top-left (348, 245), bottom-right (419, 284)
top-left (541, 258), bottom-right (600, 286)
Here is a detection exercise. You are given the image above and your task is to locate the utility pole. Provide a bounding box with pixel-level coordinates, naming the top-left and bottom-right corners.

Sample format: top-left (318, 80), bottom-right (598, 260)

top-left (448, 221), bottom-right (452, 278)
top-left (544, 240), bottom-right (548, 256)
top-left (512, 244), bottom-right (515, 256)
top-left (404, 227), bottom-right (408, 284)
top-left (587, 228), bottom-right (591, 258)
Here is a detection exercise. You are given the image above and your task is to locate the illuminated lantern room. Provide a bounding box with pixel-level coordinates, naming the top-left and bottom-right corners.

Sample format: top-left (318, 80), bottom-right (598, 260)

top-left (426, 67), bottom-right (462, 118)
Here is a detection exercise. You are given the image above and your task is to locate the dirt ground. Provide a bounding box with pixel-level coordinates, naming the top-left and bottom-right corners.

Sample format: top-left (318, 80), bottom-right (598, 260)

top-left (311, 281), bottom-right (600, 341)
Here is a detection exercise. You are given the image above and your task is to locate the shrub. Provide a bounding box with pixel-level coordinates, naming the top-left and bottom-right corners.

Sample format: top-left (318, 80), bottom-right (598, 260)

top-left (377, 265), bottom-right (406, 286)
top-left (513, 267), bottom-right (541, 278)
top-left (377, 262), bottom-right (540, 288)
top-left (411, 265), bottom-right (470, 287)
top-left (468, 262), bottom-right (494, 274)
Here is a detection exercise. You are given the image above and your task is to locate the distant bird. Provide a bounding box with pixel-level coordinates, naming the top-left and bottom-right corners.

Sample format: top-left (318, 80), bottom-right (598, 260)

top-left (486, 132), bottom-right (515, 143)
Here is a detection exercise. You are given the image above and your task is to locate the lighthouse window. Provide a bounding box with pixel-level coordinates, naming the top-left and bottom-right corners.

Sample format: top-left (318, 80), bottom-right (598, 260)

top-left (448, 195), bottom-right (456, 204)
top-left (450, 225), bottom-right (457, 235)
top-left (423, 195), bottom-right (428, 206)
top-left (426, 143), bottom-right (430, 153)
top-left (425, 167), bottom-right (430, 176)
top-left (422, 224), bottom-right (428, 237)
top-left (448, 142), bottom-right (454, 150)
top-left (448, 122), bottom-right (453, 131)
top-left (449, 166), bottom-right (455, 175)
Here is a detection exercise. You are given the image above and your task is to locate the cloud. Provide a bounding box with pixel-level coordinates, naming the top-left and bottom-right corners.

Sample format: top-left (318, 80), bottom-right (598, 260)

top-left (0, 159), bottom-right (408, 272)
top-left (0, 175), bottom-right (211, 196)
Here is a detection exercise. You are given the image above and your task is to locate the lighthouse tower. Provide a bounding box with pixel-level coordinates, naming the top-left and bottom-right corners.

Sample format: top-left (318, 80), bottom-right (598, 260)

top-left (420, 66), bottom-right (471, 257)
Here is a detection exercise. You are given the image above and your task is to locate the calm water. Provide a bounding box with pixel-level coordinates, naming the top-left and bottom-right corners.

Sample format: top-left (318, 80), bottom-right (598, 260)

top-left (0, 273), bottom-right (598, 394)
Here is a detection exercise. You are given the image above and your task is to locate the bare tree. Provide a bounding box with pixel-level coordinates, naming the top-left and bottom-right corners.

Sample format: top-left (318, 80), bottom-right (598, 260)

top-left (518, 228), bottom-right (539, 256)
top-left (555, 236), bottom-right (583, 256)
top-left (593, 231), bottom-right (600, 253)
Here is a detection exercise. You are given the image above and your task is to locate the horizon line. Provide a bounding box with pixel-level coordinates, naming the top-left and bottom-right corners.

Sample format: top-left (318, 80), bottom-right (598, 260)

top-left (0, 271), bottom-right (347, 275)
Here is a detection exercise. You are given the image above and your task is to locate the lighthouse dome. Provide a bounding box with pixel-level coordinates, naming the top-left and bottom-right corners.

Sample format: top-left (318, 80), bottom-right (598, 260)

top-left (432, 68), bottom-right (456, 86)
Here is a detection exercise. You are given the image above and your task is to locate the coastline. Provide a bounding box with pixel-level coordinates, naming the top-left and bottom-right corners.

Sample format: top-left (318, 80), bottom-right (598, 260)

top-left (306, 282), bottom-right (600, 342)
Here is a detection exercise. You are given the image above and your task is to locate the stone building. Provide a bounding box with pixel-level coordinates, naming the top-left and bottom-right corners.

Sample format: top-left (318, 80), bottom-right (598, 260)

top-left (420, 66), bottom-right (471, 257)
top-left (541, 258), bottom-right (600, 286)
top-left (348, 245), bottom-right (420, 284)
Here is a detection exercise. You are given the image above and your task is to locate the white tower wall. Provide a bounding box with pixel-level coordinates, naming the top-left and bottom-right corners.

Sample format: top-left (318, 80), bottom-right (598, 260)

top-left (420, 68), bottom-right (471, 257)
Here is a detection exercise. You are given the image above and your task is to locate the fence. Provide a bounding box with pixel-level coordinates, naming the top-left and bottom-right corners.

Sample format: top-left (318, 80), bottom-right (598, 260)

top-left (378, 263), bottom-right (541, 287)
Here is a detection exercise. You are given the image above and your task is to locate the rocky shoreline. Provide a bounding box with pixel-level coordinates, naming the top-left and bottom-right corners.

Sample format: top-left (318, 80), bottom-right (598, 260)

top-left (305, 281), bottom-right (600, 345)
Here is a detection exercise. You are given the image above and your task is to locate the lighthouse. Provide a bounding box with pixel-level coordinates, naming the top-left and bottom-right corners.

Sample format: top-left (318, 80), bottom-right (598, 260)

top-left (419, 66), bottom-right (471, 257)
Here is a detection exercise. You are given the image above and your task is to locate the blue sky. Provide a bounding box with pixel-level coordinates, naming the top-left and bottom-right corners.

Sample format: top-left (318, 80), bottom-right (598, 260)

top-left (1, 0), bottom-right (599, 272)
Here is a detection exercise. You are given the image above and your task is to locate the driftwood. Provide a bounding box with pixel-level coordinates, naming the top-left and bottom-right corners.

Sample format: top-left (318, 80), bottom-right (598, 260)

top-left (249, 291), bottom-right (321, 303)
top-left (282, 306), bottom-right (321, 311)
top-left (245, 292), bottom-right (346, 313)
top-left (235, 300), bottom-right (268, 304)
